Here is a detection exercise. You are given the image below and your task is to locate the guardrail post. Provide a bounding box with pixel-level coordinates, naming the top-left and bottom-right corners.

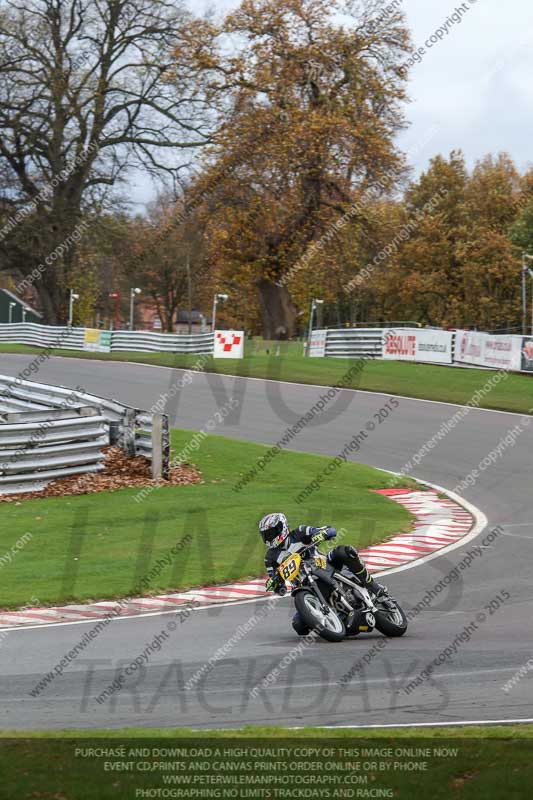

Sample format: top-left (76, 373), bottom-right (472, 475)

top-left (151, 414), bottom-right (163, 480)
top-left (162, 414), bottom-right (170, 481)
top-left (121, 409), bottom-right (137, 457)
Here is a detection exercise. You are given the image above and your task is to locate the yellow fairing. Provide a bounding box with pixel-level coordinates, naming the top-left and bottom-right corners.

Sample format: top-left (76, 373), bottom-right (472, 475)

top-left (278, 553), bottom-right (302, 582)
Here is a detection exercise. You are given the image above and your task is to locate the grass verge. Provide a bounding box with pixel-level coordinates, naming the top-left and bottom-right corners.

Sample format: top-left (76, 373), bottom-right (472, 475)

top-left (1, 341), bottom-right (532, 414)
top-left (1, 724), bottom-right (531, 738)
top-left (0, 429), bottom-right (414, 609)
top-left (0, 726), bottom-right (531, 800)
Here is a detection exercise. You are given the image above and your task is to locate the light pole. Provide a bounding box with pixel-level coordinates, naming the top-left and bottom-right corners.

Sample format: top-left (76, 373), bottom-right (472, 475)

top-left (186, 254), bottom-right (193, 335)
top-left (68, 289), bottom-right (79, 327)
top-left (306, 298), bottom-right (324, 356)
top-left (526, 267), bottom-right (533, 336)
top-left (8, 302), bottom-right (16, 323)
top-left (129, 287), bottom-right (141, 330)
top-left (212, 293), bottom-right (228, 331)
top-left (522, 254), bottom-right (533, 334)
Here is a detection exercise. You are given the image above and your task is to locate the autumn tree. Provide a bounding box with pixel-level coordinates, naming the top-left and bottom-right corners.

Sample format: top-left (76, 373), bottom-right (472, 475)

top-left (453, 154), bottom-right (521, 330)
top-left (121, 194), bottom-right (208, 332)
top-left (382, 152), bottom-right (525, 330)
top-left (174, 0), bottom-right (411, 338)
top-left (0, 0), bottom-right (213, 322)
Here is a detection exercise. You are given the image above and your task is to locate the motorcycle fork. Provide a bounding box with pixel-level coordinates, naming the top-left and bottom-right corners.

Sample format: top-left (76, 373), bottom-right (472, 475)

top-left (305, 576), bottom-right (334, 614)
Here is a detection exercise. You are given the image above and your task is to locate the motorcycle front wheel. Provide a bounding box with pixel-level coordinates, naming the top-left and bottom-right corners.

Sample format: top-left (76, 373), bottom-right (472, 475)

top-left (294, 590), bottom-right (346, 642)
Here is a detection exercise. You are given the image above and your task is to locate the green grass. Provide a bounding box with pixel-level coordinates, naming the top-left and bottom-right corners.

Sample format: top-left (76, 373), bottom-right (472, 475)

top-left (1, 341), bottom-right (532, 414)
top-left (0, 429), bottom-right (414, 610)
top-left (0, 726), bottom-right (532, 799)
top-left (1, 724), bottom-right (531, 738)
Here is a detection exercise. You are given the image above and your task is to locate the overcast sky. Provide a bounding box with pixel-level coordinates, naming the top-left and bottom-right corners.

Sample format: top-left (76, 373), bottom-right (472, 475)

top-left (127, 0), bottom-right (533, 208)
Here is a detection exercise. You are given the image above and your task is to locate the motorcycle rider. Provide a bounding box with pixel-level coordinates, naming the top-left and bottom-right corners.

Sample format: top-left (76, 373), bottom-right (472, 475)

top-left (260, 512), bottom-right (387, 598)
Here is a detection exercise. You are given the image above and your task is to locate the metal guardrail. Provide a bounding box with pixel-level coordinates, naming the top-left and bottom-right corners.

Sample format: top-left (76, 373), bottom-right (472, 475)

top-left (0, 323), bottom-right (214, 354)
top-left (0, 322), bottom-right (85, 350)
top-left (0, 374), bottom-right (127, 422)
top-left (324, 329), bottom-right (384, 359)
top-left (0, 373), bottom-right (170, 494)
top-left (111, 330), bottom-right (214, 354)
top-left (0, 411), bottom-right (109, 495)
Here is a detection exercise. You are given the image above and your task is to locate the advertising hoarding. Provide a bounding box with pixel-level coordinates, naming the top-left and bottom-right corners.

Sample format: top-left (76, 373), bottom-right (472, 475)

top-left (309, 329), bottom-right (327, 357)
top-left (83, 329), bottom-right (112, 353)
top-left (383, 329), bottom-right (453, 364)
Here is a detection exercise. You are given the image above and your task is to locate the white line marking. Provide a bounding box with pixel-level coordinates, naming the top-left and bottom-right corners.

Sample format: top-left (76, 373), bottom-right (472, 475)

top-left (500, 523), bottom-right (533, 528)
top-left (320, 719), bottom-right (533, 730)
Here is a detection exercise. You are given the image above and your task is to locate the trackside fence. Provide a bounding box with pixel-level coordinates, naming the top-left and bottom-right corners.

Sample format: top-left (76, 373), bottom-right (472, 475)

top-left (310, 327), bottom-right (533, 374)
top-left (0, 323), bottom-right (245, 357)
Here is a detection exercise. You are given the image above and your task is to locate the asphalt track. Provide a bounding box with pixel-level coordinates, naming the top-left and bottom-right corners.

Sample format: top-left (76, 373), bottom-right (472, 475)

top-left (1, 353), bottom-right (532, 730)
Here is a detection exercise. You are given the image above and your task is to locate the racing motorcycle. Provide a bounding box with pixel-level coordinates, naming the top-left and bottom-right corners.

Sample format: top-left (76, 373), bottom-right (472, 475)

top-left (276, 541), bottom-right (408, 642)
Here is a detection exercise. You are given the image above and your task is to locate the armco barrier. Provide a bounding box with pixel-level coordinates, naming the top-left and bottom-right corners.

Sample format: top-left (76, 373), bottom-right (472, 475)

top-left (0, 323), bottom-right (216, 355)
top-left (324, 328), bottom-right (384, 359)
top-left (0, 323), bottom-right (249, 357)
top-left (0, 323), bottom-right (85, 350)
top-left (111, 330), bottom-right (213, 354)
top-left (0, 409), bottom-right (109, 494)
top-left (0, 374), bottom-right (169, 494)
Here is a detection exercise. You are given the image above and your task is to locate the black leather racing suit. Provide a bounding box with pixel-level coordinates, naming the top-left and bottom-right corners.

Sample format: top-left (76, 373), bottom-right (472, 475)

top-left (265, 525), bottom-right (379, 591)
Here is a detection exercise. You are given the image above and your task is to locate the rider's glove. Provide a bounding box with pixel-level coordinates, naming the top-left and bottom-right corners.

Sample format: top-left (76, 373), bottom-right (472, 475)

top-left (311, 526), bottom-right (337, 544)
top-left (265, 576), bottom-right (277, 593)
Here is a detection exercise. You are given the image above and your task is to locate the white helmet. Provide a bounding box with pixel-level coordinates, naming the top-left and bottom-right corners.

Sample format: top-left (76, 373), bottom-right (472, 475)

top-left (259, 512), bottom-right (289, 548)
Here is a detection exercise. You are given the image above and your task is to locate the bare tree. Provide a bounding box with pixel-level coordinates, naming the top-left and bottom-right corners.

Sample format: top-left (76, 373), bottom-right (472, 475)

top-left (0, 0), bottom-right (212, 321)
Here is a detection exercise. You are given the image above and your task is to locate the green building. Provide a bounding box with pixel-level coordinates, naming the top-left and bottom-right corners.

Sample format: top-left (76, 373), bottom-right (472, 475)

top-left (0, 288), bottom-right (42, 324)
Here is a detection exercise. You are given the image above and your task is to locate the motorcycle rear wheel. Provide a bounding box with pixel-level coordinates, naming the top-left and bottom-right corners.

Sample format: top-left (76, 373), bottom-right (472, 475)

top-left (374, 600), bottom-right (408, 637)
top-left (294, 591), bottom-right (346, 642)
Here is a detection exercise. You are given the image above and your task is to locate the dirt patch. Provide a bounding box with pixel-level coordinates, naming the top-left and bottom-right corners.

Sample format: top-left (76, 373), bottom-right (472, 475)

top-left (0, 447), bottom-right (202, 503)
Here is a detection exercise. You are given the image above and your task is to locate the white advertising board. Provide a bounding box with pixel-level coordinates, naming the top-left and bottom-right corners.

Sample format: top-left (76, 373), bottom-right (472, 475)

top-left (454, 331), bottom-right (486, 367)
top-left (483, 335), bottom-right (522, 371)
top-left (309, 329), bottom-right (327, 357)
top-left (455, 331), bottom-right (522, 371)
top-left (383, 329), bottom-right (453, 364)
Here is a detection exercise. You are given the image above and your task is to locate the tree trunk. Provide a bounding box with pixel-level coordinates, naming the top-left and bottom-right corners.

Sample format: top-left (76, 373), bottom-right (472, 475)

top-left (257, 279), bottom-right (298, 339)
top-left (35, 278), bottom-right (58, 325)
